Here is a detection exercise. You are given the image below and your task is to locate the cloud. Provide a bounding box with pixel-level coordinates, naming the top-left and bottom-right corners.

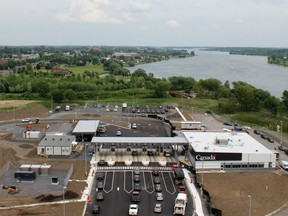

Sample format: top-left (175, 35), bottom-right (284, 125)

top-left (122, 12), bottom-right (136, 22)
top-left (129, 1), bottom-right (150, 11)
top-left (166, 19), bottom-right (180, 28)
top-left (56, 0), bottom-right (121, 24)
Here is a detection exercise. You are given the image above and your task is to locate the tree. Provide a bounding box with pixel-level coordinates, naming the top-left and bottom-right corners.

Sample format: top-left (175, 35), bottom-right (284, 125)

top-left (65, 89), bottom-right (76, 101)
top-left (51, 89), bottom-right (64, 103)
top-left (282, 90), bottom-right (288, 109)
top-left (233, 84), bottom-right (255, 111)
top-left (153, 80), bottom-right (170, 98)
top-left (264, 96), bottom-right (280, 115)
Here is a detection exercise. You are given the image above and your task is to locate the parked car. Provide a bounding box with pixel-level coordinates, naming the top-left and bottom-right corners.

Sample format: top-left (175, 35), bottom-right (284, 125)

top-left (260, 133), bottom-right (268, 139)
top-left (96, 192), bottom-right (104, 201)
top-left (156, 192), bottom-right (163, 201)
top-left (134, 169), bottom-right (140, 175)
top-left (278, 145), bottom-right (286, 151)
top-left (223, 122), bottom-right (232, 126)
top-left (154, 203), bottom-right (162, 213)
top-left (92, 205), bottom-right (100, 214)
top-left (254, 129), bottom-right (261, 135)
top-left (267, 137), bottom-right (274, 143)
top-left (22, 118), bottom-right (31, 123)
top-left (116, 130), bottom-right (122, 136)
top-left (243, 125), bottom-right (251, 130)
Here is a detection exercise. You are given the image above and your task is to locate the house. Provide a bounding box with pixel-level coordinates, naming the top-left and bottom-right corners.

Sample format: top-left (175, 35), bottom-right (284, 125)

top-left (37, 134), bottom-right (75, 156)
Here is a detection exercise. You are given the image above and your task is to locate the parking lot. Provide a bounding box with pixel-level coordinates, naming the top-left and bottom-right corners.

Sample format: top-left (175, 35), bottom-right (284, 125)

top-left (86, 170), bottom-right (193, 216)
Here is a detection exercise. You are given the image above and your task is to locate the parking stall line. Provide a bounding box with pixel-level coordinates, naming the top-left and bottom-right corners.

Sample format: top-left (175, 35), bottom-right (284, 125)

top-left (103, 171), bottom-right (114, 194)
top-left (143, 171), bottom-right (154, 194)
top-left (162, 172), bottom-right (177, 195)
top-left (124, 171), bottom-right (133, 194)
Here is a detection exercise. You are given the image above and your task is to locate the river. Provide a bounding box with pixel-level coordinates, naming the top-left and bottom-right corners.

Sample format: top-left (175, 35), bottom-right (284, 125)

top-left (127, 50), bottom-right (288, 98)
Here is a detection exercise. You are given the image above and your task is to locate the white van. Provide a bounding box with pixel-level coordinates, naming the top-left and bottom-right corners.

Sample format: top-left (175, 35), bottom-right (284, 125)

top-left (280, 161), bottom-right (288, 170)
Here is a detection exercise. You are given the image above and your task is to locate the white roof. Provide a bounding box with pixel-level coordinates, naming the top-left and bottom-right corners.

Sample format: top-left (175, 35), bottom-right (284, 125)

top-left (183, 131), bottom-right (273, 154)
top-left (91, 136), bottom-right (188, 144)
top-left (72, 120), bottom-right (100, 134)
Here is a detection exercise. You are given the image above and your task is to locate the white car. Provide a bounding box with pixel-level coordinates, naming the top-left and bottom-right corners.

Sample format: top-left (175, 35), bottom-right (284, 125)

top-left (154, 203), bottom-right (162, 213)
top-left (22, 118), bottom-right (31, 123)
top-left (116, 130), bottom-right (122, 136)
top-left (156, 192), bottom-right (163, 201)
top-left (132, 123), bottom-right (137, 129)
top-left (243, 126), bottom-right (251, 130)
top-left (129, 204), bottom-right (138, 216)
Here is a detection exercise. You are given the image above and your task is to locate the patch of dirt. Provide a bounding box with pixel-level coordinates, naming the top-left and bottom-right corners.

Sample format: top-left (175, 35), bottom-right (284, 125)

top-left (200, 172), bottom-right (288, 216)
top-left (0, 100), bottom-right (35, 108)
top-left (19, 144), bottom-right (34, 149)
top-left (35, 190), bottom-right (79, 202)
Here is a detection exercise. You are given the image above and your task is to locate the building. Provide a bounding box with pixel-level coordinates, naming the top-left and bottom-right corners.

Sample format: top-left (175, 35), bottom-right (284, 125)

top-left (183, 131), bottom-right (276, 171)
top-left (37, 134), bottom-right (75, 156)
top-left (72, 120), bottom-right (100, 142)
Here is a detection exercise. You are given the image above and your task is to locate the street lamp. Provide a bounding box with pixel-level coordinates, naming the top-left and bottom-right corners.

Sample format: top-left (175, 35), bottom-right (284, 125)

top-left (50, 96), bottom-right (53, 112)
top-left (280, 120), bottom-right (283, 145)
top-left (63, 186), bottom-right (67, 216)
top-left (248, 194), bottom-right (252, 216)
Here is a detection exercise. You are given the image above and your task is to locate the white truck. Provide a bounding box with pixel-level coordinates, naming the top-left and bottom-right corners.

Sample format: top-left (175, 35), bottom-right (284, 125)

top-left (65, 105), bottom-right (70, 111)
top-left (173, 193), bottom-right (187, 215)
top-left (280, 160), bottom-right (288, 170)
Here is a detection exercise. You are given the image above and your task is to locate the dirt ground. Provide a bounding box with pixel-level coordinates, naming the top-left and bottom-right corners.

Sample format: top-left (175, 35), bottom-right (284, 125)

top-left (200, 172), bottom-right (288, 216)
top-left (0, 102), bottom-right (89, 215)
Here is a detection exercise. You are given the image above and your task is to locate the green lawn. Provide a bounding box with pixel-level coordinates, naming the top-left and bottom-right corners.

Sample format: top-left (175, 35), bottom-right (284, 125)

top-left (66, 64), bottom-right (105, 75)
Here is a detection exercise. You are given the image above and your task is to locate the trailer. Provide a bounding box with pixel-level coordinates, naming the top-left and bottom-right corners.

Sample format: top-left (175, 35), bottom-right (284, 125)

top-left (180, 121), bottom-right (205, 130)
top-left (14, 170), bottom-right (36, 181)
top-left (173, 193), bottom-right (187, 215)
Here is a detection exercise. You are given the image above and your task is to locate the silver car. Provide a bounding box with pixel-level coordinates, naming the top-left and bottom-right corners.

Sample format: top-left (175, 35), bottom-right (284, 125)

top-left (154, 203), bottom-right (162, 213)
top-left (156, 192), bottom-right (163, 201)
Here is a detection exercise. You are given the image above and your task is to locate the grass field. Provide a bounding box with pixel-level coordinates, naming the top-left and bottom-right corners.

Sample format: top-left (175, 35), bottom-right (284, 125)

top-left (66, 64), bottom-right (105, 74)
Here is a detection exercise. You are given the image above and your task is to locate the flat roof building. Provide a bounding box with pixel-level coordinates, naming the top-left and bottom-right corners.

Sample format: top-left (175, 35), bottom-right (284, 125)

top-left (183, 131), bottom-right (276, 171)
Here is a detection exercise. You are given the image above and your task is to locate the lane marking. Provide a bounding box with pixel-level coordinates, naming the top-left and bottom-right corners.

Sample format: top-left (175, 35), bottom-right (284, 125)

top-left (103, 171), bottom-right (114, 193)
top-left (124, 171), bottom-right (134, 194)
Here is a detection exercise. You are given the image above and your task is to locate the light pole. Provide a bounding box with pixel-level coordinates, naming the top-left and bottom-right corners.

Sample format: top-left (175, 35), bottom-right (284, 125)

top-left (280, 120), bottom-right (283, 145)
top-left (50, 96), bottom-right (53, 112)
top-left (85, 143), bottom-right (87, 176)
top-left (63, 186), bottom-right (67, 216)
top-left (248, 194), bottom-right (252, 216)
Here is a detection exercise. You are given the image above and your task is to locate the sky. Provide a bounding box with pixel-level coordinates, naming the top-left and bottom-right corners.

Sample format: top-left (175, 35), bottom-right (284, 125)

top-left (1, 0), bottom-right (288, 47)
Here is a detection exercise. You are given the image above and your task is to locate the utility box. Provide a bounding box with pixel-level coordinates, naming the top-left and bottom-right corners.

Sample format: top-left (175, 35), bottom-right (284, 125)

top-left (51, 176), bottom-right (59, 185)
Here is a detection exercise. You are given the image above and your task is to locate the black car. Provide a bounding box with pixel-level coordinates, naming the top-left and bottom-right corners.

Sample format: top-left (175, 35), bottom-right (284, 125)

top-left (96, 192), bottom-right (104, 201)
top-left (152, 170), bottom-right (159, 176)
top-left (223, 122), bottom-right (232, 126)
top-left (92, 205), bottom-right (100, 214)
top-left (96, 172), bottom-right (104, 180)
top-left (278, 145), bottom-right (286, 151)
top-left (260, 133), bottom-right (268, 139)
top-left (133, 174), bottom-right (140, 182)
top-left (97, 159), bottom-right (106, 166)
top-left (267, 137), bottom-right (274, 143)
top-left (254, 129), bottom-right (261, 135)
top-left (131, 191), bottom-right (140, 202)
top-left (134, 182), bottom-right (141, 191)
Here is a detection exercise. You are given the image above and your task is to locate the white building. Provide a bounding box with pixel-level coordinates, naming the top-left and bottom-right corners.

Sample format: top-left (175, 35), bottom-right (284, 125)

top-left (183, 131), bottom-right (276, 171)
top-left (37, 134), bottom-right (75, 156)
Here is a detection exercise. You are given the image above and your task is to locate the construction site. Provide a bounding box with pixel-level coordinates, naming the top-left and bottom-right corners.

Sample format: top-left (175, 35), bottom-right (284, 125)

top-left (0, 101), bottom-right (287, 216)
